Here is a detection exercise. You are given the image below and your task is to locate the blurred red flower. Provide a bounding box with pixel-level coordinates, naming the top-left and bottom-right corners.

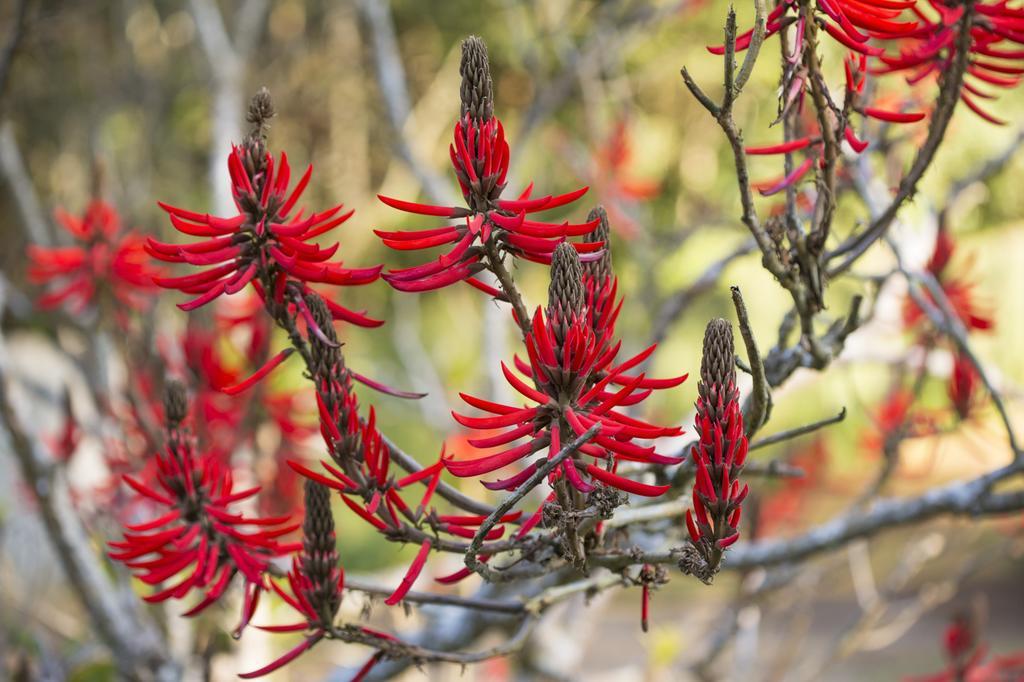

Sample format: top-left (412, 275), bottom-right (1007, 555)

top-left (28, 200), bottom-right (161, 314)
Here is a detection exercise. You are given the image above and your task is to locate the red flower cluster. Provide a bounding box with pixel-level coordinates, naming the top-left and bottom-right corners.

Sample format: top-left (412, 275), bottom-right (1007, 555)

top-left (745, 52), bottom-right (924, 196)
top-left (448, 242), bottom-right (686, 497)
top-left (283, 293), bottom-right (514, 602)
top-left (878, 0), bottom-right (1024, 124)
top-left (28, 200), bottom-right (161, 315)
top-left (903, 226), bottom-right (993, 334)
top-left (375, 36), bottom-right (601, 294)
top-left (684, 319), bottom-right (749, 565)
top-left (148, 91), bottom-right (381, 325)
top-left (860, 388), bottom-right (938, 453)
top-left (108, 384), bottom-right (297, 631)
top-left (242, 480), bottom-right (345, 678)
top-left (903, 224), bottom-right (992, 421)
top-left (904, 611), bottom-right (1024, 681)
top-left (710, 0), bottom-right (920, 58)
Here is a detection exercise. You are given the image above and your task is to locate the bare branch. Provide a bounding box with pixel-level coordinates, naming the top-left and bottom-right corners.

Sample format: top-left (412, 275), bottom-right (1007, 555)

top-left (0, 363), bottom-right (170, 677)
top-left (380, 431), bottom-right (498, 517)
top-left (343, 577), bottom-right (525, 615)
top-left (748, 407), bottom-right (846, 452)
top-left (0, 120), bottom-right (51, 245)
top-left (734, 0), bottom-right (766, 93)
top-left (731, 286), bottom-right (769, 437)
top-left (595, 461), bottom-right (1024, 572)
top-left (356, 0), bottom-right (453, 205)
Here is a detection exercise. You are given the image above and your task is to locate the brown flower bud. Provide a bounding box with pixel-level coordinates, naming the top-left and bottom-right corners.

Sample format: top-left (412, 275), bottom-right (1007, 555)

top-left (582, 206), bottom-right (613, 283)
top-left (246, 87), bottom-right (276, 139)
top-left (700, 318), bottom-right (735, 388)
top-left (299, 479), bottom-right (342, 627)
top-left (548, 242), bottom-right (585, 323)
top-left (698, 318), bottom-right (738, 421)
top-left (460, 36), bottom-right (494, 122)
top-left (163, 380), bottom-right (189, 427)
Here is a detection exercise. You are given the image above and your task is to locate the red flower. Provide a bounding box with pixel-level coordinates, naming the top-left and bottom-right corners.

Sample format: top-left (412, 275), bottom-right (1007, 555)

top-left (877, 0), bottom-right (1024, 125)
top-left (709, 0), bottom-right (920, 58)
top-left (860, 388), bottom-right (938, 453)
top-left (684, 319), bottom-right (749, 568)
top-left (948, 351), bottom-right (980, 420)
top-left (109, 385), bottom-right (298, 628)
top-left (376, 36), bottom-right (600, 294)
top-left (243, 480), bottom-right (345, 678)
top-left (28, 200), bottom-right (161, 314)
top-left (745, 53), bottom-right (923, 194)
top-left (903, 226), bottom-right (993, 334)
top-left (447, 244), bottom-right (686, 497)
top-left (149, 91), bottom-right (381, 324)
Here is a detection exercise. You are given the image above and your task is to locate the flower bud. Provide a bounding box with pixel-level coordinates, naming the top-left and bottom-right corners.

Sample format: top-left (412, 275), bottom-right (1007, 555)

top-left (460, 36), bottom-right (493, 122)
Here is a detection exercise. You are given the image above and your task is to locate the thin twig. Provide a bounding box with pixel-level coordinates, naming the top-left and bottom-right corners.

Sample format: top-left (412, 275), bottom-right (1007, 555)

top-left (748, 407), bottom-right (846, 451)
top-left (379, 431), bottom-right (498, 517)
top-left (731, 286), bottom-right (769, 437)
top-left (343, 577), bottom-right (525, 614)
top-left (335, 613), bottom-right (537, 667)
top-left (0, 0), bottom-right (29, 103)
top-left (734, 0), bottom-right (766, 93)
top-left (593, 459), bottom-right (1024, 571)
top-left (901, 265), bottom-right (1022, 458)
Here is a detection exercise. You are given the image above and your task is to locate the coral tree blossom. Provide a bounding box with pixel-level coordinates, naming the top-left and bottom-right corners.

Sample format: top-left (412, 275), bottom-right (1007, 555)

top-left (710, 0), bottom-right (921, 58)
top-left (241, 479), bottom-right (345, 678)
top-left (28, 199), bottom-right (161, 314)
top-left (108, 383), bottom-right (297, 633)
top-left (682, 318), bottom-right (748, 582)
top-left (878, 0), bottom-right (1024, 125)
top-left (375, 36), bottom-right (602, 294)
top-left (902, 223), bottom-right (993, 334)
top-left (448, 238), bottom-right (687, 498)
top-left (147, 89), bottom-right (382, 327)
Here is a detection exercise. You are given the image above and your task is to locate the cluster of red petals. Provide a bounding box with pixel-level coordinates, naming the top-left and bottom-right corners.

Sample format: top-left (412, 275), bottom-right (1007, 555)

top-left (877, 0), bottom-right (1024, 125)
top-left (28, 200), bottom-right (161, 314)
top-left (948, 351), bottom-right (981, 420)
top-left (109, 431), bottom-right (298, 627)
top-left (860, 388), bottom-right (938, 452)
top-left (684, 383), bottom-right (749, 550)
top-left (149, 147), bottom-right (382, 326)
top-left (710, 0), bottom-right (921, 59)
top-left (902, 228), bottom-right (993, 334)
top-left (288, 345), bottom-right (502, 601)
top-left (745, 53), bottom-right (923, 196)
top-left (904, 614), bottom-right (1024, 682)
top-left (375, 112), bottom-right (602, 293)
top-left (902, 228), bottom-right (992, 420)
top-left (448, 279), bottom-right (687, 498)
